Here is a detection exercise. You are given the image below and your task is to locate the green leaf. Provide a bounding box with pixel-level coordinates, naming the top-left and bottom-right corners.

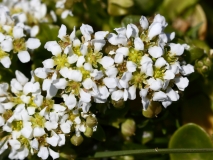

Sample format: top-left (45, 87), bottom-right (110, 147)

top-left (121, 15), bottom-right (141, 27)
top-left (169, 123), bottom-right (213, 160)
top-left (185, 46), bottom-right (204, 63)
top-left (92, 124), bottom-right (106, 142)
top-left (159, 0), bottom-right (199, 20)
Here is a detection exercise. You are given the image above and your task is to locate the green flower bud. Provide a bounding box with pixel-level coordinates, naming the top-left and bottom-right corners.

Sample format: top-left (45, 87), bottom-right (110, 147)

top-left (111, 99), bottom-right (125, 109)
top-left (70, 135), bottom-right (84, 146)
top-left (84, 126), bottom-right (93, 137)
top-left (121, 119), bottom-right (136, 137)
top-left (142, 101), bottom-right (162, 118)
top-left (86, 116), bottom-right (98, 128)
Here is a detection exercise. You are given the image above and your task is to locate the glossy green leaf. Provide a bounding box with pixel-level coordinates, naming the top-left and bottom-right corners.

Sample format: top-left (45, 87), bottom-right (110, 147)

top-left (185, 46), bottom-right (204, 63)
top-left (159, 0), bottom-right (199, 19)
top-left (169, 123), bottom-right (213, 160)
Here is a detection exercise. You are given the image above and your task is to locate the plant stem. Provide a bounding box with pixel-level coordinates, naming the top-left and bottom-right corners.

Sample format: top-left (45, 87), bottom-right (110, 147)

top-left (94, 148), bottom-right (213, 158)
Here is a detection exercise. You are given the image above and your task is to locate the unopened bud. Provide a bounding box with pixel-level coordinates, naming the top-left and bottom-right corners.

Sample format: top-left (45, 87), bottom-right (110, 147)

top-left (121, 119), bottom-right (136, 137)
top-left (70, 135), bottom-right (84, 146)
top-left (86, 116), bottom-right (98, 128)
top-left (142, 101), bottom-right (162, 118)
top-left (84, 126), bottom-right (93, 137)
top-left (111, 99), bottom-right (125, 109)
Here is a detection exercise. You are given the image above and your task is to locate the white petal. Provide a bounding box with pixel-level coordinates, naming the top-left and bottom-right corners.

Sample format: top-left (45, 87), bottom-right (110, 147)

top-left (114, 52), bottom-right (124, 64)
top-left (148, 78), bottom-right (163, 91)
top-left (61, 10), bottom-right (73, 19)
top-left (80, 24), bottom-right (94, 42)
top-left (153, 91), bottom-right (168, 101)
top-left (99, 56), bottom-right (114, 69)
top-left (111, 90), bottom-right (123, 101)
top-left (9, 139), bottom-right (21, 150)
top-left (127, 61), bottom-right (137, 72)
top-left (46, 134), bottom-right (59, 147)
top-left (33, 127), bottom-right (45, 137)
top-left (76, 56), bottom-right (85, 67)
top-left (67, 70), bottom-right (82, 82)
top-left (180, 64), bottom-right (194, 76)
top-left (1, 39), bottom-right (13, 52)
top-left (44, 41), bottom-right (62, 56)
top-left (0, 56), bottom-right (11, 68)
top-left (148, 46), bottom-right (163, 58)
top-left (30, 25), bottom-right (39, 37)
top-left (116, 47), bottom-right (129, 56)
top-left (126, 24), bottom-right (139, 38)
top-left (13, 26), bottom-right (25, 39)
top-left (26, 38), bottom-right (41, 49)
top-left (80, 44), bottom-right (88, 55)
top-left (80, 89), bottom-right (91, 103)
top-left (49, 148), bottom-right (59, 159)
top-left (42, 59), bottom-right (55, 68)
top-left (30, 139), bottom-right (38, 150)
top-left (166, 88), bottom-right (179, 101)
top-left (103, 77), bottom-right (117, 88)
top-left (95, 31), bottom-right (109, 39)
top-left (128, 85), bottom-right (136, 100)
top-left (58, 134), bottom-right (65, 146)
top-left (155, 57), bottom-right (167, 68)
top-left (58, 24), bottom-right (67, 40)
top-left (18, 51), bottom-right (30, 63)
top-left (21, 125), bottom-right (33, 138)
top-left (60, 121), bottom-right (71, 133)
top-left (148, 22), bottom-right (162, 40)
top-left (38, 146), bottom-right (48, 160)
top-left (34, 67), bottom-right (48, 79)
top-left (134, 37), bottom-right (144, 50)
top-left (164, 70), bottom-right (175, 80)
top-left (82, 78), bottom-right (93, 89)
top-left (175, 77), bottom-right (189, 91)
top-left (52, 78), bottom-right (67, 89)
top-left (67, 54), bottom-right (78, 64)
top-left (169, 43), bottom-right (184, 56)
top-left (15, 70), bottom-right (28, 85)
top-left (65, 94), bottom-right (77, 110)
top-left (140, 16), bottom-right (149, 30)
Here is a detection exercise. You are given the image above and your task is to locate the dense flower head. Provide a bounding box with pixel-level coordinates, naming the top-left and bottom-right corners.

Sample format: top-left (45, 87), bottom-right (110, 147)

top-left (0, 70), bottom-right (97, 159)
top-left (0, 13), bottom-right (194, 159)
top-left (0, 3), bottom-right (41, 68)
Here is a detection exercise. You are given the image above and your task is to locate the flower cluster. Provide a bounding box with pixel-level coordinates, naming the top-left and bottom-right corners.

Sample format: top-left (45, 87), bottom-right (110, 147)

top-left (0, 3), bottom-right (42, 68)
top-left (0, 70), bottom-right (97, 159)
top-left (0, 13), bottom-right (194, 159)
top-left (35, 14), bottom-right (194, 112)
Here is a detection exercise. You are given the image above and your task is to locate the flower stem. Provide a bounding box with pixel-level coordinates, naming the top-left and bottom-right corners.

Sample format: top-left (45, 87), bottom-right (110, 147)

top-left (94, 148), bottom-right (213, 158)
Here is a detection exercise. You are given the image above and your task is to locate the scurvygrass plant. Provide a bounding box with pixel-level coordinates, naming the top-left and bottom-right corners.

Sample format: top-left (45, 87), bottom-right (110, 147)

top-left (0, 0), bottom-right (198, 159)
